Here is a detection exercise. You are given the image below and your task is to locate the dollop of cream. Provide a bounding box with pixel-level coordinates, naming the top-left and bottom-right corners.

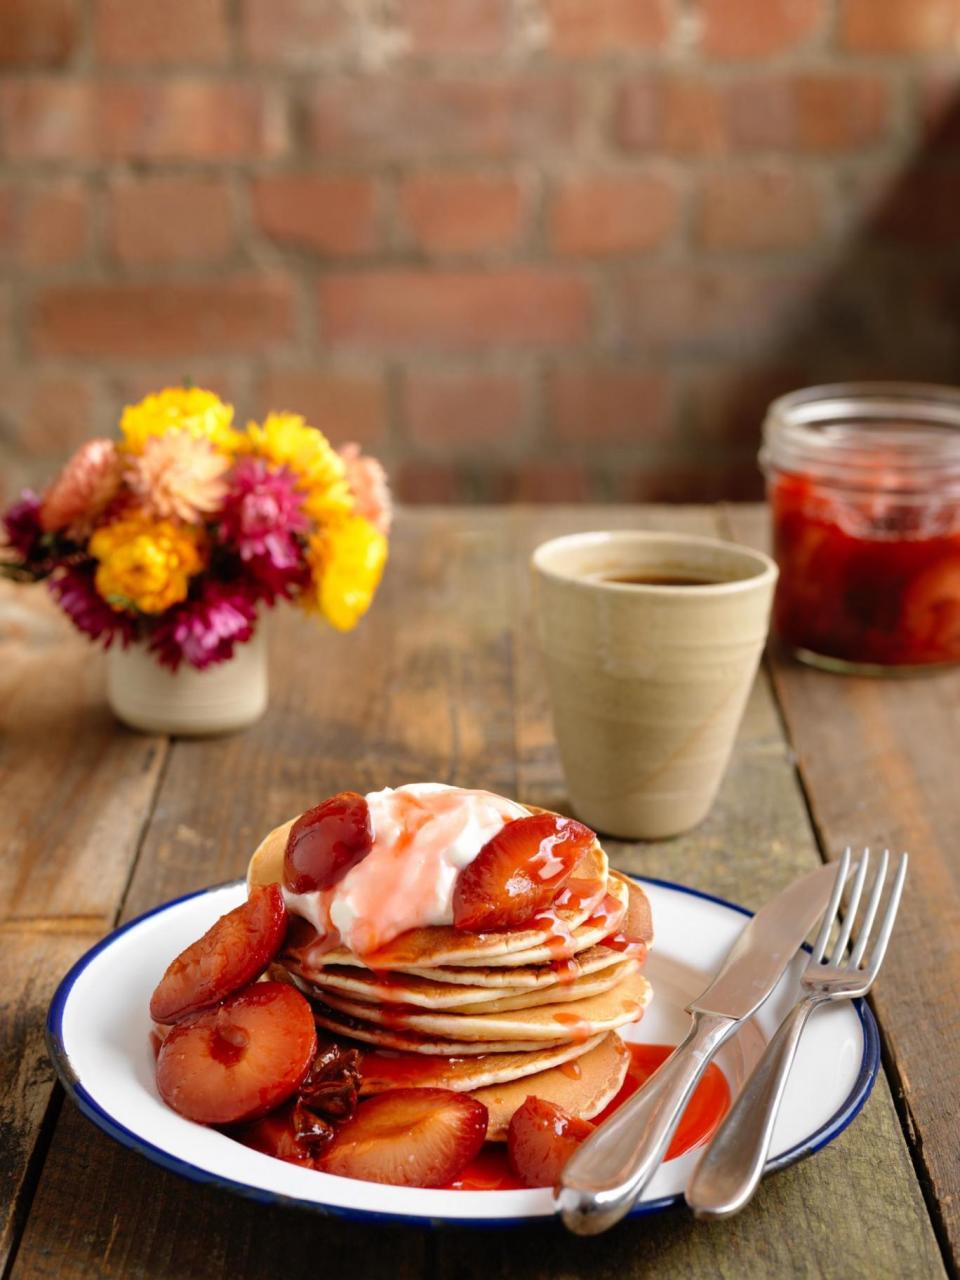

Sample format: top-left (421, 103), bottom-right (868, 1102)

top-left (282, 783), bottom-right (527, 956)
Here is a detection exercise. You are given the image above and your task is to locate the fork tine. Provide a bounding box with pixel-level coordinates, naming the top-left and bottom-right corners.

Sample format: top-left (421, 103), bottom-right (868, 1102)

top-left (864, 853), bottom-right (908, 978)
top-left (849, 848), bottom-right (889, 967)
top-left (830, 849), bottom-right (870, 964)
top-left (811, 848), bottom-right (851, 964)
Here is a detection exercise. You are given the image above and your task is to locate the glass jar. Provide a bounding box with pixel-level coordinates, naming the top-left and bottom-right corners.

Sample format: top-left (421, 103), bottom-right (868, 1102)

top-left (760, 383), bottom-right (960, 674)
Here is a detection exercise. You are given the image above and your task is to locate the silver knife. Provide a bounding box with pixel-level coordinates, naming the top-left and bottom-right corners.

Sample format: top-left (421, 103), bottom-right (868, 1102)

top-left (557, 859), bottom-right (851, 1235)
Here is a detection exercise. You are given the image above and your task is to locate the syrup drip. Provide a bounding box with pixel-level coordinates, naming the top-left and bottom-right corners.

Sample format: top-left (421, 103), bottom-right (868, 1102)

top-left (447, 1043), bottom-right (731, 1191)
top-left (550, 1011), bottom-right (594, 1043)
top-left (550, 957), bottom-right (581, 984)
top-left (586, 893), bottom-right (626, 933)
top-left (557, 1058), bottom-right (583, 1081)
top-left (601, 934), bottom-right (648, 960)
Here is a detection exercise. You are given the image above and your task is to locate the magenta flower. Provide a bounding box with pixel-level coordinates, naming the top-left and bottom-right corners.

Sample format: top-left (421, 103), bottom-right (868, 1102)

top-left (148, 579), bottom-right (259, 671)
top-left (218, 458), bottom-right (308, 598)
top-left (48, 563), bottom-right (138, 649)
top-left (3, 489), bottom-right (43, 556)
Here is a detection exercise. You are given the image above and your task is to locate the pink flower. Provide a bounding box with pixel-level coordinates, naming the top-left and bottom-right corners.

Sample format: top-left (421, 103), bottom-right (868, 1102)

top-left (218, 458), bottom-right (308, 599)
top-left (339, 444), bottom-right (392, 535)
top-left (147, 579), bottom-right (259, 671)
top-left (48, 563), bottom-right (138, 649)
top-left (41, 440), bottom-right (123, 537)
top-left (127, 431), bottom-right (230, 523)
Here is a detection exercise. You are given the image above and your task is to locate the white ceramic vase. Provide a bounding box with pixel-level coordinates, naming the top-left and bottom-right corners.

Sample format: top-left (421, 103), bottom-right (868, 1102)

top-left (106, 627), bottom-right (268, 736)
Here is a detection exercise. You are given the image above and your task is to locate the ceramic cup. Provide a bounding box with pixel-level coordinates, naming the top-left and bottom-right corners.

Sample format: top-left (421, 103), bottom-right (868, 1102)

top-left (532, 531), bottom-right (778, 840)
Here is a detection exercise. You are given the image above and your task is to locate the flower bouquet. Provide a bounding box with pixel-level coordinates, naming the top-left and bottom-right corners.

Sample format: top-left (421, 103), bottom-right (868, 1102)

top-left (1, 387), bottom-right (391, 733)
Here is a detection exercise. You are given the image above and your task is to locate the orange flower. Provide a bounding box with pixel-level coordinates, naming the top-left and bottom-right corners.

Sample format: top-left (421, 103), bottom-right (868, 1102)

top-left (127, 431), bottom-right (230, 524)
top-left (40, 440), bottom-right (123, 537)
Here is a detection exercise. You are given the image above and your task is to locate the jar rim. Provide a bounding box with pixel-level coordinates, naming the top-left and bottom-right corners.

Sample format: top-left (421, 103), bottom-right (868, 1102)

top-left (760, 381), bottom-right (960, 494)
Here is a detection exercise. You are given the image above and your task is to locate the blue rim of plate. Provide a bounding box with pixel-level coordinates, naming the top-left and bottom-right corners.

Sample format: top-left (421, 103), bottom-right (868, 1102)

top-left (46, 874), bottom-right (881, 1230)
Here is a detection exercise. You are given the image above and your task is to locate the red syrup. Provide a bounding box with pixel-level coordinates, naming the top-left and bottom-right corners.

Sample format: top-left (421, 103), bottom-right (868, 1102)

top-left (446, 1042), bottom-right (731, 1192)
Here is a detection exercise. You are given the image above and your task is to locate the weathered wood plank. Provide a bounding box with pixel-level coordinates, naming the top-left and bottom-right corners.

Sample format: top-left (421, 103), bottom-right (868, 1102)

top-left (9, 510), bottom-right (521, 1278)
top-left (725, 501), bottom-right (960, 1267)
top-left (0, 929), bottom-right (101, 1275)
top-left (7, 508), bottom-right (946, 1280)
top-left (0, 583), bottom-right (167, 925)
top-left (0, 584), bottom-right (168, 1276)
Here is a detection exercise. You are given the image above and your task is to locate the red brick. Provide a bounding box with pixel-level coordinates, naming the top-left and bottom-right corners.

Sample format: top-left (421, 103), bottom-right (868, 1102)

top-left (307, 78), bottom-right (576, 161)
top-left (615, 265), bottom-right (812, 349)
top-left (404, 369), bottom-right (528, 446)
top-left (22, 182), bottom-right (90, 267)
top-left (919, 72), bottom-right (960, 150)
top-left (32, 277), bottom-right (295, 358)
top-left (94, 0), bottom-right (228, 65)
top-left (696, 168), bottom-right (821, 250)
top-left (729, 73), bottom-right (891, 152)
top-left (0, 285), bottom-right (13, 363)
top-left (549, 172), bottom-right (680, 255)
top-left (0, 188), bottom-right (15, 259)
top-left (0, 80), bottom-right (288, 162)
top-left (397, 174), bottom-right (525, 254)
top-left (684, 364), bottom-right (805, 445)
top-left (840, 0), bottom-right (960, 53)
top-left (511, 461), bottom-right (592, 502)
top-left (617, 77), bottom-right (729, 154)
top-left (0, 0), bottom-right (78, 67)
top-left (241, 0), bottom-right (345, 66)
top-left (318, 270), bottom-right (592, 350)
top-left (397, 0), bottom-right (509, 54)
top-left (258, 369), bottom-right (388, 446)
top-left (395, 461), bottom-right (464, 503)
top-left (0, 81), bottom-right (97, 161)
top-left (548, 367), bottom-right (671, 442)
top-left (868, 170), bottom-right (960, 246)
top-left (101, 81), bottom-right (288, 160)
top-left (252, 176), bottom-right (378, 255)
top-left (1, 372), bottom-right (99, 464)
top-left (544, 0), bottom-right (671, 55)
top-left (701, 0), bottom-right (824, 58)
top-left (108, 176), bottom-right (236, 266)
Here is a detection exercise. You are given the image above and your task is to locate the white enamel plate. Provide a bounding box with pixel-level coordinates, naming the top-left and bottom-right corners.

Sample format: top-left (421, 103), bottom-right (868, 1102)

top-left (47, 876), bottom-right (879, 1226)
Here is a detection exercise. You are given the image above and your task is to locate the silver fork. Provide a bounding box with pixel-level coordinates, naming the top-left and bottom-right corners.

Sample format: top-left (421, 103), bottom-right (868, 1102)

top-left (685, 847), bottom-right (908, 1219)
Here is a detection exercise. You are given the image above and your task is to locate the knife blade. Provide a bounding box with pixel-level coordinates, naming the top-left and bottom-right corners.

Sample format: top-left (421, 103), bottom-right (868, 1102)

top-left (557, 858), bottom-right (851, 1236)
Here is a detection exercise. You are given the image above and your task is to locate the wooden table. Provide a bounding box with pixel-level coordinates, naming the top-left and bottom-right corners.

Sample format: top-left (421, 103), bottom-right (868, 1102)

top-left (1, 505), bottom-right (956, 1280)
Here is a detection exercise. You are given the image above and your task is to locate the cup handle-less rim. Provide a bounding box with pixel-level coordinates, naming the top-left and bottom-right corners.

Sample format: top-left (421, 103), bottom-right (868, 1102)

top-left (530, 530), bottom-right (778, 597)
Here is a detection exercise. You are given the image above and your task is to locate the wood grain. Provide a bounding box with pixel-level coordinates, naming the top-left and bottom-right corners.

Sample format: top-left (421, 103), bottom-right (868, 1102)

top-left (2, 509), bottom-right (948, 1280)
top-left (725, 502), bottom-right (960, 1267)
top-left (0, 584), bottom-right (167, 925)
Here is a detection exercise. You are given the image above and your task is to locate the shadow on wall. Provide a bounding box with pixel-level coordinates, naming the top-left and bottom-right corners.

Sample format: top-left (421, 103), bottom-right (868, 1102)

top-left (678, 91), bottom-right (960, 506)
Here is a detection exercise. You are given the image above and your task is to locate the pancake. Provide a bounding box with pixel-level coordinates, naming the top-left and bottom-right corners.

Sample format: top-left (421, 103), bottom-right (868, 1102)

top-left (398, 943), bottom-right (630, 989)
top-left (472, 1032), bottom-right (631, 1141)
top-left (359, 1034), bottom-right (607, 1094)
top-left (311, 1000), bottom-right (576, 1055)
top-left (297, 964), bottom-right (532, 1010)
top-left (315, 969), bottom-right (652, 1043)
top-left (247, 793), bottom-right (653, 1132)
top-left (443, 958), bottom-right (639, 1014)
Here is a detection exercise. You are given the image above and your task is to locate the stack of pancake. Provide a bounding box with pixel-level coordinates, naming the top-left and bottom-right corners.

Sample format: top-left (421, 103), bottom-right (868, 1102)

top-left (248, 812), bottom-right (653, 1139)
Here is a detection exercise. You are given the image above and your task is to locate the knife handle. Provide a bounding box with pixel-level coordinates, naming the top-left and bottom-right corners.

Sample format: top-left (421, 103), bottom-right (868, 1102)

top-left (557, 1010), bottom-right (735, 1235)
top-left (684, 994), bottom-right (821, 1219)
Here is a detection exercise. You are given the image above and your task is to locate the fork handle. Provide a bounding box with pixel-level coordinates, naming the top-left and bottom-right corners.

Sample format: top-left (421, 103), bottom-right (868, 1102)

top-left (685, 994), bottom-right (823, 1219)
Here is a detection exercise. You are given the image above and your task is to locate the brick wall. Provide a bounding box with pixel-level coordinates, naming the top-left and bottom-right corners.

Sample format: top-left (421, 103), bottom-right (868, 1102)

top-left (3, 0), bottom-right (960, 504)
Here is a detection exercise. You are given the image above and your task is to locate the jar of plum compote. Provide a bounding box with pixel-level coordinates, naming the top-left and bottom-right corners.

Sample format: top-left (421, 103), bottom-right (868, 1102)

top-left (760, 383), bottom-right (960, 674)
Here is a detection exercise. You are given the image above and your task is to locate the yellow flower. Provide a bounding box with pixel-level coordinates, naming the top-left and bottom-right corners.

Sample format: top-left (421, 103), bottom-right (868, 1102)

top-left (244, 413), bottom-right (353, 522)
top-left (305, 515), bottom-right (387, 631)
top-left (90, 513), bottom-right (205, 615)
top-left (120, 388), bottom-right (240, 455)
